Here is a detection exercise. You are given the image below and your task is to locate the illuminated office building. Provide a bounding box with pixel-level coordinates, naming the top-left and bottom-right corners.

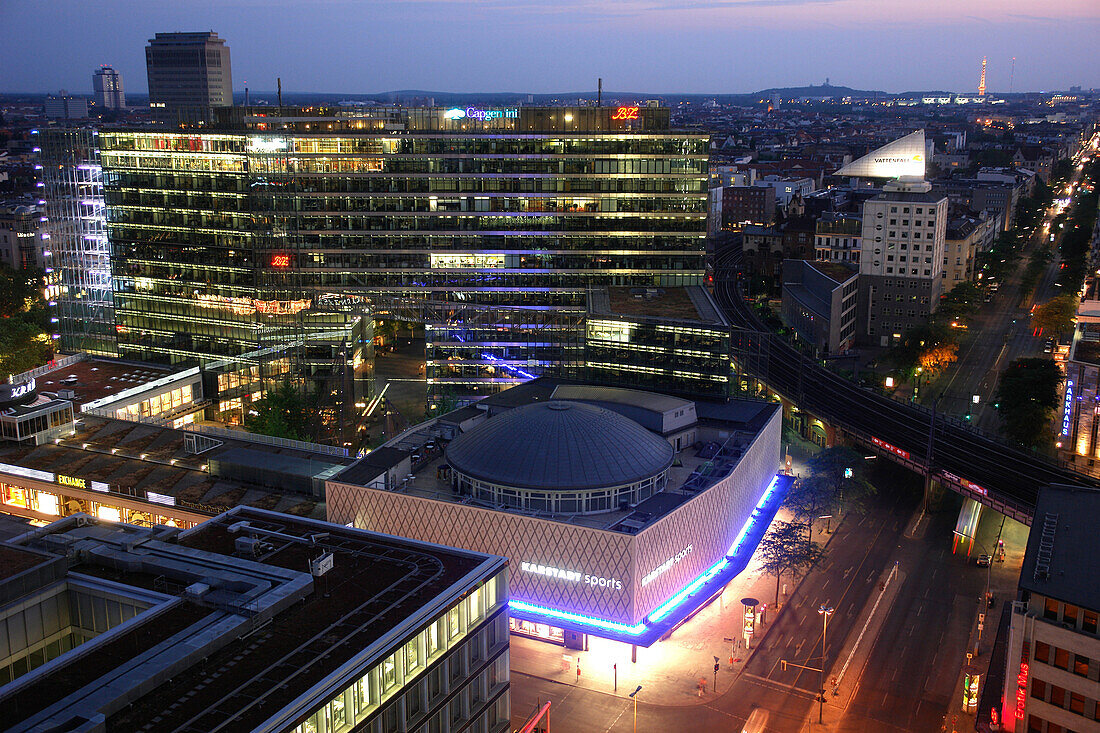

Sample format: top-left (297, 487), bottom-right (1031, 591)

top-left (96, 105), bottom-right (708, 413)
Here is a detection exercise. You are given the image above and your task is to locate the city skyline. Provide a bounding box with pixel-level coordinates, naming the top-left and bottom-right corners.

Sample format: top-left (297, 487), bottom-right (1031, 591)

top-left (2, 0), bottom-right (1099, 97)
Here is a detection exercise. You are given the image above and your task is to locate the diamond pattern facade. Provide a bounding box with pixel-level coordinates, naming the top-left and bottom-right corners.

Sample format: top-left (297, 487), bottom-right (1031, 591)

top-left (328, 408), bottom-right (781, 627)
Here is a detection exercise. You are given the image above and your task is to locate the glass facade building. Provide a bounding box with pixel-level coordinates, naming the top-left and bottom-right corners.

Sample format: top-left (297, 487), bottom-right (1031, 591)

top-left (95, 105), bottom-right (708, 416)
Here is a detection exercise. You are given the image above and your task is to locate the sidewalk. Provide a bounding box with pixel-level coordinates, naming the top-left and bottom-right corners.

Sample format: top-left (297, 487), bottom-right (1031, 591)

top-left (510, 507), bottom-right (843, 706)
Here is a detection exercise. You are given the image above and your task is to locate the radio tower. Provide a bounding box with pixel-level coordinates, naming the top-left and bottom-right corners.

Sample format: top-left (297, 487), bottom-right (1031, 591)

top-left (978, 56), bottom-right (987, 96)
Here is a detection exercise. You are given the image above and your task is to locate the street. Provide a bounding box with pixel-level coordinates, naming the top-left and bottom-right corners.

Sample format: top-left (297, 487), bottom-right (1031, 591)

top-left (510, 457), bottom-right (1026, 732)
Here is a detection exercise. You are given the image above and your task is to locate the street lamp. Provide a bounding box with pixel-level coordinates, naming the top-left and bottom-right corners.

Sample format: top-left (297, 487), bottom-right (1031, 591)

top-left (629, 685), bottom-right (643, 733)
top-left (817, 605), bottom-right (834, 724)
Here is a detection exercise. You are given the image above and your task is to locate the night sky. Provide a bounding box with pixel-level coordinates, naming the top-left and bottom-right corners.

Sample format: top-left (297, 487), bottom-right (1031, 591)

top-left (3, 0), bottom-right (1098, 95)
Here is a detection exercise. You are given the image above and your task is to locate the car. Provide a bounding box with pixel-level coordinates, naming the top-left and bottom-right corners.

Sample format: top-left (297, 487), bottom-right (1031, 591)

top-left (976, 554), bottom-right (992, 567)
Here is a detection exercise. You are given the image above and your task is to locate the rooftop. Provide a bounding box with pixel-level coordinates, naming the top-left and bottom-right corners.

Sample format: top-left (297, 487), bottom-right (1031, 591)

top-left (1019, 485), bottom-right (1100, 612)
top-left (590, 286), bottom-right (729, 325)
top-left (807, 260), bottom-right (858, 284)
top-left (0, 414), bottom-right (355, 520)
top-left (2, 507), bottom-right (502, 733)
top-left (333, 378), bottom-right (779, 533)
top-left (31, 357), bottom-right (176, 408)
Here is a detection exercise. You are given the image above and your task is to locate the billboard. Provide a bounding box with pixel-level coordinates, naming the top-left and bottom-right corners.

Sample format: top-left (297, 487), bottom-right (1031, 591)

top-left (835, 130), bottom-right (926, 179)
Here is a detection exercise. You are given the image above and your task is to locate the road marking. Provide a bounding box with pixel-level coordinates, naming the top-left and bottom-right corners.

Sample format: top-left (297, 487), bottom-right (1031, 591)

top-left (916, 603), bottom-right (923, 617)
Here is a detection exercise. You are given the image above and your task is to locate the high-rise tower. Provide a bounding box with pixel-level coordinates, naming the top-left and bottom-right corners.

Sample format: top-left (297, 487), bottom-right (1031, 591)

top-left (145, 32), bottom-right (232, 122)
top-left (978, 56), bottom-right (987, 97)
top-left (92, 66), bottom-right (125, 110)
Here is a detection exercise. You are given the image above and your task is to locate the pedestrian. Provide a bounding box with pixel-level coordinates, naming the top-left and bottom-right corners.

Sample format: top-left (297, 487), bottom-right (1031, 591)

top-left (576, 663), bottom-right (581, 685)
top-left (697, 677), bottom-right (707, 697)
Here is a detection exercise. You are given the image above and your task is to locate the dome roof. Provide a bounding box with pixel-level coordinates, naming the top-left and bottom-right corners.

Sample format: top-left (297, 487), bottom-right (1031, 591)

top-left (446, 401), bottom-right (674, 491)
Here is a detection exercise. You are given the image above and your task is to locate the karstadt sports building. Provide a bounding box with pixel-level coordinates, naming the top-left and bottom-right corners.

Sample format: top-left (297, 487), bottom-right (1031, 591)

top-left (327, 380), bottom-right (789, 649)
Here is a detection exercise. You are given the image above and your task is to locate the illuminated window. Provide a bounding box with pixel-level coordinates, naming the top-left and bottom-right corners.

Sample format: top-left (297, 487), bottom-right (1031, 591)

top-left (96, 505), bottom-right (121, 522)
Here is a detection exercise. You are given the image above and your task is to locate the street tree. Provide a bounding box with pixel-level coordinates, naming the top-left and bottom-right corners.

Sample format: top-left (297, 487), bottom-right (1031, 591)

top-left (994, 358), bottom-right (1063, 448)
top-left (1031, 294), bottom-right (1078, 337)
top-left (758, 520), bottom-right (825, 607)
top-left (783, 475), bottom-right (834, 545)
top-left (807, 446), bottom-right (876, 513)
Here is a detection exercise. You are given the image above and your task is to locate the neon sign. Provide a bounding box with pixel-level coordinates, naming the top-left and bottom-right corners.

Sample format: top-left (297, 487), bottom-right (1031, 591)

top-left (612, 106), bottom-right (640, 120)
top-left (1016, 661), bottom-right (1029, 719)
top-left (1062, 379), bottom-right (1074, 436)
top-left (57, 475), bottom-right (87, 489)
top-left (444, 107), bottom-right (518, 121)
top-left (641, 545), bottom-right (693, 587)
top-left (871, 436), bottom-right (910, 461)
top-left (271, 254), bottom-right (291, 268)
top-left (521, 561), bottom-right (623, 590)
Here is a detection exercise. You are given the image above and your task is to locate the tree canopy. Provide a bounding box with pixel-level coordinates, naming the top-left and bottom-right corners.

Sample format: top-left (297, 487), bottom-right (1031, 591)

top-left (758, 520), bottom-right (825, 606)
top-left (1031, 294), bottom-right (1078, 337)
top-left (244, 382), bottom-right (310, 441)
top-left (994, 358), bottom-right (1063, 448)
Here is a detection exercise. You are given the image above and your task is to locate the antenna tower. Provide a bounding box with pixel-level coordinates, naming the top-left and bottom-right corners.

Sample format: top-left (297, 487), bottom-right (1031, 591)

top-left (978, 56), bottom-right (987, 97)
top-left (1009, 57), bottom-right (1016, 93)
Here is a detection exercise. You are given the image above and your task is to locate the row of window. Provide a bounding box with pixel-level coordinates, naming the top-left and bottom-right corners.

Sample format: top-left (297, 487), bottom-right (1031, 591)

top-left (291, 578), bottom-right (505, 733)
top-left (1031, 677), bottom-right (1100, 721)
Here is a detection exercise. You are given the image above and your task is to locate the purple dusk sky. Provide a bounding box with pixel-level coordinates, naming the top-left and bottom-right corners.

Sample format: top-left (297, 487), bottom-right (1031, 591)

top-left (3, 0), bottom-right (1098, 95)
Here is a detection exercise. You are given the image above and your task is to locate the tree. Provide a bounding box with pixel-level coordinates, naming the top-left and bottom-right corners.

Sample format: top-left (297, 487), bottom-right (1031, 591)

top-left (0, 264), bottom-right (40, 319)
top-left (918, 341), bottom-right (959, 374)
top-left (758, 520), bottom-right (825, 607)
top-left (1031, 294), bottom-right (1078, 337)
top-left (807, 446), bottom-right (876, 515)
top-left (245, 381), bottom-right (310, 441)
top-left (783, 475), bottom-right (834, 545)
top-left (994, 358), bottom-right (1062, 448)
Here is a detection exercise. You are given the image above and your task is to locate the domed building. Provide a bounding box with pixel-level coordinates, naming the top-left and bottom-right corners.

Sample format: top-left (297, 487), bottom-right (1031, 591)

top-left (445, 400), bottom-right (675, 514)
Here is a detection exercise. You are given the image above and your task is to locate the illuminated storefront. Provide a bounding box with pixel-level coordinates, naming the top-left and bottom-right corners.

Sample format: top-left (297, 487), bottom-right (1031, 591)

top-left (0, 462), bottom-right (207, 529)
top-left (328, 384), bottom-right (788, 647)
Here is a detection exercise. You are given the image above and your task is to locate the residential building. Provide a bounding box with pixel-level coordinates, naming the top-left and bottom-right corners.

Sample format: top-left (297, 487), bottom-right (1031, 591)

top-left (0, 506), bottom-right (510, 733)
top-left (92, 66), bottom-right (125, 110)
top-left (92, 105), bottom-right (707, 425)
top-left (814, 213), bottom-right (862, 264)
top-left (1012, 146), bottom-right (1056, 182)
top-left (740, 224), bottom-right (785, 281)
top-left (998, 485), bottom-right (1100, 733)
top-left (781, 259), bottom-right (858, 356)
top-left (858, 177), bottom-right (948, 345)
top-left (943, 215), bottom-right (995, 290)
top-left (43, 93), bottom-right (88, 121)
top-left (145, 31), bottom-right (233, 121)
top-left (754, 175), bottom-right (816, 207)
top-left (934, 177), bottom-right (1020, 232)
top-left (722, 185), bottom-right (775, 229)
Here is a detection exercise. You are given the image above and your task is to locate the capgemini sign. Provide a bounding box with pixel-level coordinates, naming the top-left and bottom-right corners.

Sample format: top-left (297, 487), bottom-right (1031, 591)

top-left (444, 107), bottom-right (518, 121)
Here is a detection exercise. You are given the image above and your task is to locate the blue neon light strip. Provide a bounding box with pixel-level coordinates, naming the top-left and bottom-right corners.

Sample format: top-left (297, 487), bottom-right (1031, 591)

top-left (649, 476), bottom-right (781, 623)
top-left (450, 331), bottom-right (537, 380)
top-left (509, 599), bottom-right (647, 636)
top-left (509, 475), bottom-right (786, 639)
